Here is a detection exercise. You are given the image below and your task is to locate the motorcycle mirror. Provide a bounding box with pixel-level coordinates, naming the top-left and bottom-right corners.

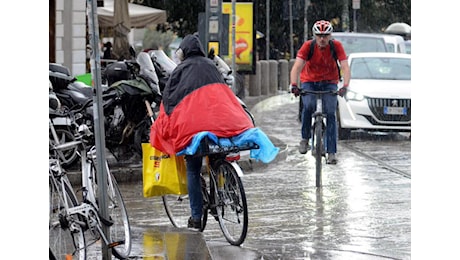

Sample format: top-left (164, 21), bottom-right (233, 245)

top-left (208, 48), bottom-right (215, 59)
top-left (129, 46), bottom-right (136, 58)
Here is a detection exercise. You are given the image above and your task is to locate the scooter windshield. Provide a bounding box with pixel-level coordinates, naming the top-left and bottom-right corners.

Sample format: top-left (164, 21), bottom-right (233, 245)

top-left (136, 52), bottom-right (160, 93)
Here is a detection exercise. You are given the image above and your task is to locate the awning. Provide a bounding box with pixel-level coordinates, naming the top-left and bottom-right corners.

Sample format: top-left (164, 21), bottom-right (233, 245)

top-left (384, 22), bottom-right (411, 35)
top-left (98, 0), bottom-right (167, 28)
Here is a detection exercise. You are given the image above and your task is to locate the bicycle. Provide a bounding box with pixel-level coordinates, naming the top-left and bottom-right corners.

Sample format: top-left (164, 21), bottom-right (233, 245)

top-left (49, 103), bottom-right (132, 259)
top-left (300, 89), bottom-right (337, 188)
top-left (161, 137), bottom-right (258, 246)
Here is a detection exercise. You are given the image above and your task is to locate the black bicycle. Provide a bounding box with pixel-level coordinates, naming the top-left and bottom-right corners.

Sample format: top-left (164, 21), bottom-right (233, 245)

top-left (300, 89), bottom-right (337, 188)
top-left (162, 137), bottom-right (258, 246)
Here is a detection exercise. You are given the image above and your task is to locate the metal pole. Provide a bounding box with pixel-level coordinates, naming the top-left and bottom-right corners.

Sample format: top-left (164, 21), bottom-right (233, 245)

top-left (86, 0), bottom-right (111, 259)
top-left (304, 0), bottom-right (310, 41)
top-left (289, 0), bottom-right (294, 59)
top-left (266, 0), bottom-right (270, 60)
top-left (231, 0), bottom-right (236, 91)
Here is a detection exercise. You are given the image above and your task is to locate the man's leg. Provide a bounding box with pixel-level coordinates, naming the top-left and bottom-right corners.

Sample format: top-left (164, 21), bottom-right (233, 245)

top-left (324, 83), bottom-right (338, 162)
top-left (185, 156), bottom-right (203, 227)
top-left (300, 82), bottom-right (315, 154)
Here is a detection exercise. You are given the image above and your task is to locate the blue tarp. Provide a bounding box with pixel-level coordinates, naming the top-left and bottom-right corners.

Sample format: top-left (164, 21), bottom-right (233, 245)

top-left (177, 128), bottom-right (279, 163)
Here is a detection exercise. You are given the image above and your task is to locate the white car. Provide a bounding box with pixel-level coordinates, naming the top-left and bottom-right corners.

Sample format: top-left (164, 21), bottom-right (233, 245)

top-left (337, 52), bottom-right (411, 139)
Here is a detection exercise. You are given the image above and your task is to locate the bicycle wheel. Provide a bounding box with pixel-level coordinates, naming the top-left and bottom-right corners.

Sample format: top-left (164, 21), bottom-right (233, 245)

top-left (162, 194), bottom-right (190, 228)
top-left (211, 160), bottom-right (248, 246)
top-left (104, 171), bottom-right (132, 259)
top-left (313, 119), bottom-right (323, 187)
top-left (162, 175), bottom-right (209, 231)
top-left (49, 174), bottom-right (86, 260)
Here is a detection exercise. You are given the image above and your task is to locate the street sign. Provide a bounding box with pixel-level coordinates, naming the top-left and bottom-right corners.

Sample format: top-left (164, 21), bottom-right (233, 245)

top-left (352, 0), bottom-right (360, 9)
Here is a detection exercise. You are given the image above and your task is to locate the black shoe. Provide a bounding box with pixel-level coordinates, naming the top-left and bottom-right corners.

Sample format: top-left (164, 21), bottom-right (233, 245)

top-left (299, 139), bottom-right (309, 154)
top-left (187, 217), bottom-right (202, 231)
top-left (326, 153), bottom-right (337, 164)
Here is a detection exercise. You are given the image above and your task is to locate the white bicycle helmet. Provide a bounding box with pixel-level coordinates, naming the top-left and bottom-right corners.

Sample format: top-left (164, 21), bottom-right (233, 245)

top-left (312, 20), bottom-right (333, 35)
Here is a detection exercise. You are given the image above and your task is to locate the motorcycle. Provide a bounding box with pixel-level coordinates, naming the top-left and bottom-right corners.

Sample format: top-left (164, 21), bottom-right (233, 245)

top-left (102, 52), bottom-right (161, 162)
top-left (49, 52), bottom-right (162, 165)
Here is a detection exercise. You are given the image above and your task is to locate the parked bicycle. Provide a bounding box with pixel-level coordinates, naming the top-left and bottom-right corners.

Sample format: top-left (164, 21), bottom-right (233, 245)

top-left (49, 102), bottom-right (132, 259)
top-left (300, 89), bottom-right (337, 188)
top-left (161, 137), bottom-right (258, 246)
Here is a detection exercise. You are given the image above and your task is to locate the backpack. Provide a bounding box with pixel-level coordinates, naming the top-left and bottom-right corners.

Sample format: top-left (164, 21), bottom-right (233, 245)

top-left (307, 39), bottom-right (342, 81)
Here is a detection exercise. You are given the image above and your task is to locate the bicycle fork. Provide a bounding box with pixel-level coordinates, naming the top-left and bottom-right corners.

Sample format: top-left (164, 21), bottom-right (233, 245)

top-left (311, 98), bottom-right (326, 157)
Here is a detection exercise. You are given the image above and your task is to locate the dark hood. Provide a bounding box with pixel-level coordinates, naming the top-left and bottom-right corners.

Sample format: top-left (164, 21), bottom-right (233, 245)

top-left (178, 35), bottom-right (206, 60)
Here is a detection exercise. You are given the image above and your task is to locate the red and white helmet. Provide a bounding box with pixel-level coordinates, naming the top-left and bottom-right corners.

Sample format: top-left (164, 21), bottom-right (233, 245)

top-left (312, 20), bottom-right (333, 35)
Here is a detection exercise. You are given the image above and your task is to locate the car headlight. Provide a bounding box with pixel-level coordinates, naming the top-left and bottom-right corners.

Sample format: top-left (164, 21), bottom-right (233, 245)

top-left (345, 90), bottom-right (365, 101)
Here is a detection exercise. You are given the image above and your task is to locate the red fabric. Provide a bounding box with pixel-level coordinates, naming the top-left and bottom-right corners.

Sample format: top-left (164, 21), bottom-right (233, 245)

top-left (150, 83), bottom-right (254, 155)
top-left (296, 40), bottom-right (347, 83)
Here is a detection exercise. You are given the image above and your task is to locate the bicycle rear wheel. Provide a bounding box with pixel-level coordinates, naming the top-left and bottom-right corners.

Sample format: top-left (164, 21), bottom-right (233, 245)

top-left (49, 174), bottom-right (86, 260)
top-left (162, 194), bottom-right (190, 228)
top-left (211, 160), bottom-right (248, 246)
top-left (162, 175), bottom-right (209, 231)
top-left (313, 119), bottom-right (323, 187)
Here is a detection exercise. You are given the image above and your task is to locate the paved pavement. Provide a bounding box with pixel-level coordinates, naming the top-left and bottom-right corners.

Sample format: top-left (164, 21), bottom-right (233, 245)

top-left (66, 92), bottom-right (411, 259)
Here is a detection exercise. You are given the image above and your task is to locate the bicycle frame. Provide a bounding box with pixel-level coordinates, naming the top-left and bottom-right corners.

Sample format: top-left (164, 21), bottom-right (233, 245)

top-left (162, 137), bottom-right (257, 246)
top-left (49, 105), bottom-right (131, 259)
top-left (300, 89), bottom-right (337, 187)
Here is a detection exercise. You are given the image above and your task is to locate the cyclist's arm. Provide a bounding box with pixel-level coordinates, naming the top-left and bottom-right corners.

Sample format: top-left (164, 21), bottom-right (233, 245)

top-left (290, 58), bottom-right (306, 85)
top-left (340, 60), bottom-right (350, 86)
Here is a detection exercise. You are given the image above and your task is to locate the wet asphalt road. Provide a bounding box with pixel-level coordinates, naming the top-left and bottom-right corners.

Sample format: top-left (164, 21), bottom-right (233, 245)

top-left (109, 93), bottom-right (412, 259)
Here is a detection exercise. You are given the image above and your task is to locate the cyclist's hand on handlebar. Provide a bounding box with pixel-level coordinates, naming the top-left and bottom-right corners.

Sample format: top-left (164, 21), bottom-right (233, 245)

top-left (338, 86), bottom-right (348, 97)
top-left (290, 84), bottom-right (300, 97)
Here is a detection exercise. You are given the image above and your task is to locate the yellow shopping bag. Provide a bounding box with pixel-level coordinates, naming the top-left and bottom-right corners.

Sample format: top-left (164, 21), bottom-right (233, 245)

top-left (142, 143), bottom-right (188, 197)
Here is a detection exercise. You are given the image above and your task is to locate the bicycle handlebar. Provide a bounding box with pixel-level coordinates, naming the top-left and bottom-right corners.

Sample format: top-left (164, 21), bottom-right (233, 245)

top-left (299, 89), bottom-right (338, 96)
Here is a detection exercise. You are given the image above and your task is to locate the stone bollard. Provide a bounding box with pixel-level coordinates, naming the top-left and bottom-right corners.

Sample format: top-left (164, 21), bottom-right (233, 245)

top-left (268, 60), bottom-right (278, 94)
top-left (259, 60), bottom-right (269, 95)
top-left (278, 59), bottom-right (289, 92)
top-left (249, 61), bottom-right (261, 96)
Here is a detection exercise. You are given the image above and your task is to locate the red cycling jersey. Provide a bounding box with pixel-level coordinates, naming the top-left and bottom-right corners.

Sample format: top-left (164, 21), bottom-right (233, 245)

top-left (296, 39), bottom-right (347, 83)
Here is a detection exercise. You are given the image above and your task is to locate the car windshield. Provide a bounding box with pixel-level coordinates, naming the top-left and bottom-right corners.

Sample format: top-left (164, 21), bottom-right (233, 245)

top-left (333, 36), bottom-right (388, 54)
top-left (350, 57), bottom-right (411, 80)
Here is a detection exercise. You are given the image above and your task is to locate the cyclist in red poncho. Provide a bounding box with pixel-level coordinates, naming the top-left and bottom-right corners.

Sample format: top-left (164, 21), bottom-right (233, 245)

top-left (150, 34), bottom-right (254, 230)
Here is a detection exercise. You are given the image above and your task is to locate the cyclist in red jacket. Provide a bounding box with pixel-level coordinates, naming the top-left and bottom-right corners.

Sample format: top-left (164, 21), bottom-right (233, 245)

top-left (289, 20), bottom-right (351, 164)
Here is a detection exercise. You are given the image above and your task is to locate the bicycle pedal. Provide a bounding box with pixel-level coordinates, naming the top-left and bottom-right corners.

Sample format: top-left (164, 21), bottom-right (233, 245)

top-left (108, 240), bottom-right (125, 248)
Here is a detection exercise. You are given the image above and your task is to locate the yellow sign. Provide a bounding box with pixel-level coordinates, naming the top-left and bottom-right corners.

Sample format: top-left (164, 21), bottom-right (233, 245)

top-left (208, 42), bottom-right (220, 55)
top-left (222, 2), bottom-right (254, 72)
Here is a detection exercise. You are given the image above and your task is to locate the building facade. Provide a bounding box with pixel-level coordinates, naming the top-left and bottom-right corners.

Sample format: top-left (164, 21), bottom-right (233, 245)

top-left (51, 0), bottom-right (88, 76)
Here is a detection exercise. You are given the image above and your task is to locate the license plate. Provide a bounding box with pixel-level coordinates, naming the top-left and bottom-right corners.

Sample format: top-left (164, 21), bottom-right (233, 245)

top-left (384, 106), bottom-right (407, 115)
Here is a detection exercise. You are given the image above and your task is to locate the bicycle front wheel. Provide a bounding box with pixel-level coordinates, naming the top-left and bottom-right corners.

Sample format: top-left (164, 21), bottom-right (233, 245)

top-left (211, 160), bottom-right (248, 246)
top-left (105, 172), bottom-right (132, 259)
top-left (313, 119), bottom-right (323, 187)
top-left (49, 175), bottom-right (86, 260)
